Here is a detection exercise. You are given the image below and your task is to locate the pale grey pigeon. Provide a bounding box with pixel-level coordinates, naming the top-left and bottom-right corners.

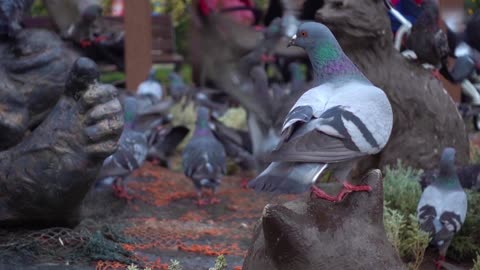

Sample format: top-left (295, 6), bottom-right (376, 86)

top-left (137, 67), bottom-right (163, 102)
top-left (248, 22), bottom-right (393, 202)
top-left (417, 147), bottom-right (468, 267)
top-left (182, 106), bottom-right (227, 206)
top-left (96, 96), bottom-right (148, 199)
top-left (169, 71), bottom-right (189, 103)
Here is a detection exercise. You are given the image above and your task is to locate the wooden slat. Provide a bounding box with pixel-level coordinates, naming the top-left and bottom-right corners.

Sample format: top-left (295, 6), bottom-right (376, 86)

top-left (125, 0), bottom-right (152, 91)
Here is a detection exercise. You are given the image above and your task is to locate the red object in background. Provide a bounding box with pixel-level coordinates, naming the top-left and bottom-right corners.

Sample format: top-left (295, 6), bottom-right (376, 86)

top-left (199, 0), bottom-right (256, 26)
top-left (111, 0), bottom-right (125, 16)
top-left (391, 0), bottom-right (424, 6)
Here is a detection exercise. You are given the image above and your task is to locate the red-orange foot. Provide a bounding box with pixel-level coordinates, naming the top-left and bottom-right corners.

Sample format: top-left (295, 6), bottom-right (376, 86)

top-left (112, 178), bottom-right (134, 202)
top-left (435, 256), bottom-right (446, 270)
top-left (310, 185), bottom-right (337, 202)
top-left (241, 178), bottom-right (249, 189)
top-left (432, 69), bottom-right (442, 80)
top-left (210, 197), bottom-right (221, 204)
top-left (335, 182), bottom-right (372, 202)
top-left (196, 198), bottom-right (210, 206)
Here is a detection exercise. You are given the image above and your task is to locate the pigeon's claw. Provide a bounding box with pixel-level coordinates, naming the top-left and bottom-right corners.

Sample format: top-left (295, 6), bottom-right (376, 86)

top-left (335, 182), bottom-right (373, 202)
top-left (210, 197), bottom-right (221, 205)
top-left (435, 255), bottom-right (446, 270)
top-left (112, 178), bottom-right (134, 202)
top-left (310, 186), bottom-right (337, 202)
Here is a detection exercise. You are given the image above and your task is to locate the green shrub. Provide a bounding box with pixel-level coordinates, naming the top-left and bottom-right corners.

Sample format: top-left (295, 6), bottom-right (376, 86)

top-left (169, 259), bottom-right (183, 270)
top-left (472, 253), bottom-right (480, 270)
top-left (383, 160), bottom-right (423, 215)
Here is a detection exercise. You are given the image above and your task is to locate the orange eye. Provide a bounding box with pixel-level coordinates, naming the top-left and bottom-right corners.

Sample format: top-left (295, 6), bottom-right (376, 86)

top-left (300, 31), bottom-right (308, 37)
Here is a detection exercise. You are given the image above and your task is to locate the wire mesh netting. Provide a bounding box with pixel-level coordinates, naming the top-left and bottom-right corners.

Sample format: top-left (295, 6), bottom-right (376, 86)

top-left (0, 163), bottom-right (296, 269)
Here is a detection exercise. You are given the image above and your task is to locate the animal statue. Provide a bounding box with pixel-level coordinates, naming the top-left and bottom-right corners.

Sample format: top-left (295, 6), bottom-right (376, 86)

top-left (417, 147), bottom-right (468, 268)
top-left (249, 22), bottom-right (394, 202)
top-left (0, 29), bottom-right (123, 227)
top-left (315, 0), bottom-right (469, 173)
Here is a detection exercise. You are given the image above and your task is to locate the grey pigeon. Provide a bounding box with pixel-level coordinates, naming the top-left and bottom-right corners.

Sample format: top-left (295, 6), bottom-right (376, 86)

top-left (420, 163), bottom-right (480, 191)
top-left (248, 22), bottom-right (393, 202)
top-left (288, 61), bottom-right (307, 93)
top-left (405, 0), bottom-right (449, 69)
top-left (97, 96), bottom-right (148, 199)
top-left (137, 67), bottom-right (163, 102)
top-left (0, 0), bottom-right (34, 38)
top-left (169, 70), bottom-right (189, 102)
top-left (182, 107), bottom-right (227, 206)
top-left (417, 147), bottom-right (468, 267)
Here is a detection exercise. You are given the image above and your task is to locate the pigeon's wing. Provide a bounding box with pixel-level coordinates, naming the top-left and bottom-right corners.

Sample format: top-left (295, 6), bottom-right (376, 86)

top-left (183, 137), bottom-right (226, 178)
top-left (271, 83), bottom-right (391, 163)
top-left (434, 29), bottom-right (450, 63)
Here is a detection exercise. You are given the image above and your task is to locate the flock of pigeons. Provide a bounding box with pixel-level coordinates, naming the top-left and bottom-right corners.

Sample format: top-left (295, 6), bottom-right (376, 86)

top-left (1, 0), bottom-right (476, 267)
top-left (92, 19), bottom-right (471, 267)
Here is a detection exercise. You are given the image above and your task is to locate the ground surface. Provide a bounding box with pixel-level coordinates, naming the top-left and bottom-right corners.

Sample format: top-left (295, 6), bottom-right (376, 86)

top-left (0, 159), bottom-right (476, 270)
top-left (0, 163), bottom-right (295, 270)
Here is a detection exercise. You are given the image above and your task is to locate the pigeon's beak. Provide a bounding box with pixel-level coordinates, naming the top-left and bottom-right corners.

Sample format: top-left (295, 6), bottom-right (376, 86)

top-left (287, 34), bottom-right (297, 48)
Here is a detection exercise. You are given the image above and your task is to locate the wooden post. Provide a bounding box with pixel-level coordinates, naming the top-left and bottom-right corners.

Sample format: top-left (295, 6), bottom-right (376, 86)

top-left (439, 0), bottom-right (465, 102)
top-left (125, 0), bottom-right (152, 91)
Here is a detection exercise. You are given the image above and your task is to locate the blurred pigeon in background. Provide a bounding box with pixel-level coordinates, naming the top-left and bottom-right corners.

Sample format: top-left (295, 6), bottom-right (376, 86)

top-left (137, 67), bottom-right (163, 103)
top-left (288, 62), bottom-right (307, 94)
top-left (147, 125), bottom-right (189, 168)
top-left (169, 70), bottom-right (189, 103)
top-left (248, 22), bottom-right (393, 202)
top-left (405, 0), bottom-right (449, 71)
top-left (420, 163), bottom-right (480, 191)
top-left (96, 96), bottom-right (148, 200)
top-left (0, 0), bottom-right (34, 38)
top-left (183, 107), bottom-right (227, 206)
top-left (417, 148), bottom-right (468, 268)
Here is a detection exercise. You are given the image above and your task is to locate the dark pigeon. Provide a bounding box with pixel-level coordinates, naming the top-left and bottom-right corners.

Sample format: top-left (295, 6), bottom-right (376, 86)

top-left (417, 148), bottom-right (468, 267)
top-left (405, 0), bottom-right (449, 69)
top-left (169, 71), bottom-right (189, 103)
top-left (182, 106), bottom-right (227, 206)
top-left (0, 0), bottom-right (34, 38)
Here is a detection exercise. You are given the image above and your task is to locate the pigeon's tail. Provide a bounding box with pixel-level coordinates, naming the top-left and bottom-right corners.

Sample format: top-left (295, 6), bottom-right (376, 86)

top-left (248, 162), bottom-right (327, 194)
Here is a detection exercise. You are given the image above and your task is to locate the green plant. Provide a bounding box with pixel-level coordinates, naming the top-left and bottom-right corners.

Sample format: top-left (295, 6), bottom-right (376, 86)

top-left (401, 215), bottom-right (430, 270)
top-left (383, 160), bottom-right (423, 216)
top-left (472, 253), bottom-right (480, 270)
top-left (211, 254), bottom-right (228, 270)
top-left (384, 205), bottom-right (406, 255)
top-left (470, 143), bottom-right (480, 164)
top-left (127, 264), bottom-right (139, 270)
top-left (169, 259), bottom-right (183, 270)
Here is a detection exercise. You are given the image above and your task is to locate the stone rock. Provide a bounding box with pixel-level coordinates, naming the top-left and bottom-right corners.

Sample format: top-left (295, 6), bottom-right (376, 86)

top-left (243, 170), bottom-right (407, 270)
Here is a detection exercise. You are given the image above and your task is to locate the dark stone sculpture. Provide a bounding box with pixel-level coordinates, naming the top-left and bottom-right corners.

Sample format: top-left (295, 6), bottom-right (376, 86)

top-left (0, 29), bottom-right (123, 227)
top-left (243, 170), bottom-right (407, 270)
top-left (315, 0), bottom-right (469, 172)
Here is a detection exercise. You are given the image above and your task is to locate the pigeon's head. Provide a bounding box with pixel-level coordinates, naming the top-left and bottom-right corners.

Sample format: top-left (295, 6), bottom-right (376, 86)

top-left (441, 147), bottom-right (456, 163)
top-left (196, 106), bottom-right (211, 121)
top-left (288, 22), bottom-right (337, 51)
top-left (148, 68), bottom-right (158, 80)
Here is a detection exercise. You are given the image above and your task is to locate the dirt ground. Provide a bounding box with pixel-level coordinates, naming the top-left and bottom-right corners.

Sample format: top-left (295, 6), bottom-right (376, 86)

top-left (0, 160), bottom-right (475, 270)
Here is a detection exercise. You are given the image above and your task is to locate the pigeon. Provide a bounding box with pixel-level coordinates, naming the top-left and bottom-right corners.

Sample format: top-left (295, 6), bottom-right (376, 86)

top-left (137, 67), bottom-right (163, 102)
top-left (420, 163), bottom-right (480, 191)
top-left (417, 147), bottom-right (468, 268)
top-left (405, 0), bottom-right (450, 70)
top-left (169, 70), bottom-right (189, 103)
top-left (248, 22), bottom-right (393, 202)
top-left (96, 96), bottom-right (148, 200)
top-left (182, 106), bottom-right (227, 206)
top-left (288, 62), bottom-right (307, 93)
top-left (147, 125), bottom-right (189, 168)
top-left (0, 0), bottom-right (34, 38)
